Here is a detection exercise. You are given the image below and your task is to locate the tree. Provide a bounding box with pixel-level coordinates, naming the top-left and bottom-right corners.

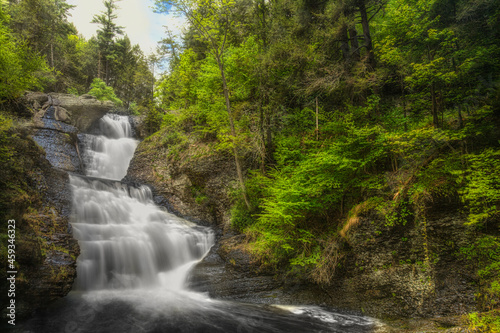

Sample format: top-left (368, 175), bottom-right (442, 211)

top-left (8, 0), bottom-right (75, 65)
top-left (157, 26), bottom-right (180, 71)
top-left (377, 0), bottom-right (459, 128)
top-left (87, 78), bottom-right (122, 105)
top-left (91, 0), bottom-right (124, 85)
top-left (7, 0), bottom-right (78, 91)
top-left (0, 4), bottom-right (49, 100)
top-left (155, 0), bottom-right (252, 209)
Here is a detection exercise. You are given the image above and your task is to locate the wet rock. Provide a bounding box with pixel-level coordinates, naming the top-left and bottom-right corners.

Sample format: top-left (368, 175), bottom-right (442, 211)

top-left (0, 130), bottom-right (79, 320)
top-left (25, 92), bottom-right (114, 131)
top-left (314, 208), bottom-right (478, 319)
top-left (0, 91), bottom-right (114, 320)
top-left (189, 235), bottom-right (286, 303)
top-left (32, 106), bottom-right (82, 173)
top-left (27, 92), bottom-right (113, 174)
top-left (125, 129), bottom-right (240, 227)
top-left (130, 115), bottom-right (147, 139)
top-left (54, 106), bottom-right (70, 122)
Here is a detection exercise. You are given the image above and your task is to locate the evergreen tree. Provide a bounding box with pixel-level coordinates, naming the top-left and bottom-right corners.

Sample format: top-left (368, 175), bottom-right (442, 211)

top-left (91, 0), bottom-right (124, 85)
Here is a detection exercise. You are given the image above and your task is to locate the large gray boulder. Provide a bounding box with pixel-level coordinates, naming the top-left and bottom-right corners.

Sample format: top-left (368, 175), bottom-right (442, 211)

top-left (47, 93), bottom-right (114, 132)
top-left (25, 92), bottom-right (114, 132)
top-left (24, 92), bottom-right (115, 173)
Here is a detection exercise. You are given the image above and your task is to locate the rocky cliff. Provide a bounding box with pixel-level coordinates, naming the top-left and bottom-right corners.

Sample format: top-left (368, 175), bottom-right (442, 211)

top-left (125, 126), bottom-right (241, 227)
top-left (0, 92), bottom-right (113, 320)
top-left (126, 126), bottom-right (479, 332)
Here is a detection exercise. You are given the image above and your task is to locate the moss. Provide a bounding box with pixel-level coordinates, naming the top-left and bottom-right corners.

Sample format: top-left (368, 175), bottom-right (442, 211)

top-left (466, 310), bottom-right (500, 332)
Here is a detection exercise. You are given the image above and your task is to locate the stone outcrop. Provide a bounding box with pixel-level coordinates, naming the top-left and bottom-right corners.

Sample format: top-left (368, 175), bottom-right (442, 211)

top-left (188, 208), bottom-right (477, 322)
top-left (25, 91), bottom-right (114, 173)
top-left (125, 127), bottom-right (240, 227)
top-left (130, 115), bottom-right (147, 139)
top-left (0, 92), bottom-right (114, 320)
top-left (27, 92), bottom-right (114, 132)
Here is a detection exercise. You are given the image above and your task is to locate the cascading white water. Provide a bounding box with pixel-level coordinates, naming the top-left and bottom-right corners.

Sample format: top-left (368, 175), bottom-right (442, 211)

top-left (71, 114), bottom-right (214, 291)
top-left (15, 114), bottom-right (379, 332)
top-left (80, 114), bottom-right (138, 180)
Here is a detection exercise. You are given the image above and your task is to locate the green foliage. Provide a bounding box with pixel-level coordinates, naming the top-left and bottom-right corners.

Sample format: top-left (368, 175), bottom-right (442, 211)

top-left (380, 200), bottom-right (412, 227)
top-left (230, 172), bottom-right (267, 230)
top-left (91, 0), bottom-right (124, 84)
top-left (157, 48), bottom-right (199, 110)
top-left (0, 114), bottom-right (14, 164)
top-left (2, 0), bottom-right (153, 105)
top-left (460, 236), bottom-right (500, 311)
top-left (144, 104), bottom-right (163, 135)
top-left (87, 78), bottom-right (122, 105)
top-left (244, 122), bottom-right (390, 267)
top-left (460, 236), bottom-right (500, 280)
top-left (67, 86), bottom-right (79, 96)
top-left (458, 149), bottom-right (500, 225)
top-left (0, 6), bottom-right (50, 100)
top-left (128, 102), bottom-right (140, 116)
top-left (466, 310), bottom-right (500, 333)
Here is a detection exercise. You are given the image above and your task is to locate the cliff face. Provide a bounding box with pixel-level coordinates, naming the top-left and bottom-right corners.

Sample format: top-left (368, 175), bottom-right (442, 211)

top-left (125, 126), bottom-right (241, 227)
top-left (126, 126), bottom-right (479, 329)
top-left (0, 92), bottom-right (113, 320)
top-left (318, 206), bottom-right (477, 319)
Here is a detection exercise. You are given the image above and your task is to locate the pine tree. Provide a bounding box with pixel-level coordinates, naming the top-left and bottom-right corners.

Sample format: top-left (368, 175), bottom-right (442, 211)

top-left (91, 0), bottom-right (124, 85)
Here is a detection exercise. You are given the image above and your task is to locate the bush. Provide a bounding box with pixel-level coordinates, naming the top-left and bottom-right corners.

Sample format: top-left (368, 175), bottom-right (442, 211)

top-left (144, 104), bottom-right (162, 135)
top-left (458, 149), bottom-right (500, 226)
top-left (87, 78), bottom-right (122, 106)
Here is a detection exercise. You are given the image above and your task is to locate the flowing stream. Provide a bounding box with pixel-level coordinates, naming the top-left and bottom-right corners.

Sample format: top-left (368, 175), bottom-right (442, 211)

top-left (18, 114), bottom-right (379, 333)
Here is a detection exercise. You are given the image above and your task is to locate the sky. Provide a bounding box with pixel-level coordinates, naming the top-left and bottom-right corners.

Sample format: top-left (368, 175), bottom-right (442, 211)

top-left (66, 0), bottom-right (185, 55)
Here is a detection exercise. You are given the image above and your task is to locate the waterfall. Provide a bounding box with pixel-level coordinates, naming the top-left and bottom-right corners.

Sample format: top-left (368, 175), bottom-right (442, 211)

top-left (79, 114), bottom-right (138, 180)
top-left (71, 114), bottom-right (214, 291)
top-left (17, 114), bottom-right (378, 333)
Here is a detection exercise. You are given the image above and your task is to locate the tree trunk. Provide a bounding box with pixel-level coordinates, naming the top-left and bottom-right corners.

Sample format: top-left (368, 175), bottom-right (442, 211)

top-left (457, 105), bottom-right (463, 129)
top-left (358, 0), bottom-right (375, 67)
top-left (259, 98), bottom-right (266, 173)
top-left (341, 7), bottom-right (360, 61)
top-left (348, 26), bottom-right (360, 61)
top-left (216, 55), bottom-right (251, 210)
top-left (257, 0), bottom-right (268, 173)
top-left (259, 0), bottom-right (268, 49)
top-left (340, 25), bottom-right (350, 60)
top-left (105, 58), bottom-right (109, 85)
top-left (98, 51), bottom-right (102, 80)
top-left (266, 104), bottom-right (273, 162)
top-left (431, 83), bottom-right (439, 128)
top-left (50, 43), bottom-right (54, 68)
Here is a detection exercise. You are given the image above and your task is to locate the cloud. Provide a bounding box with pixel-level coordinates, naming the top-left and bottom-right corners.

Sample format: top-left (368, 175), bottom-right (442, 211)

top-left (66, 0), bottom-right (186, 55)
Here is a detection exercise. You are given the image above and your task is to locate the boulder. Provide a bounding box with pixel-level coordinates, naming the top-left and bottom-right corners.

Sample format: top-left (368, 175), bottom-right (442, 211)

top-left (47, 93), bottom-right (114, 132)
top-left (54, 106), bottom-right (70, 122)
top-left (25, 92), bottom-right (115, 131)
